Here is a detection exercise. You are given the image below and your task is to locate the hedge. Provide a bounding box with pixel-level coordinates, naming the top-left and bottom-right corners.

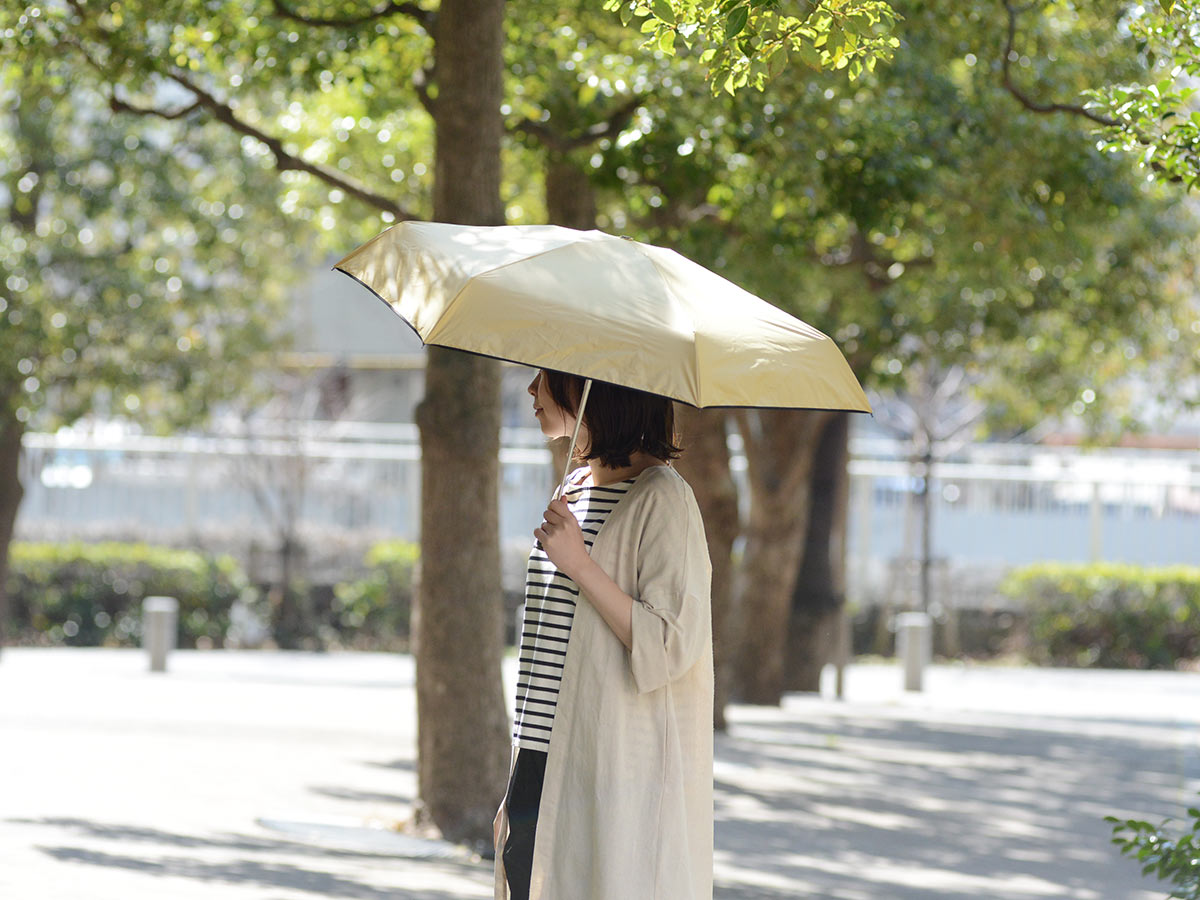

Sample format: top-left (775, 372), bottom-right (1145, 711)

top-left (329, 539), bottom-right (418, 649)
top-left (1000, 562), bottom-right (1200, 669)
top-left (6, 542), bottom-right (254, 648)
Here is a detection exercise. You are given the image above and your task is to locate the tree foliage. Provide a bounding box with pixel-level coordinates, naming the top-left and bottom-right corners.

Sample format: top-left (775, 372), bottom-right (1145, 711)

top-left (629, 0), bottom-right (1200, 189)
top-left (6, 0), bottom-right (509, 843)
top-left (576, 0), bottom-right (1200, 435)
top-left (1107, 802), bottom-right (1200, 899)
top-left (0, 40), bottom-right (303, 434)
top-left (1085, 1), bottom-right (1200, 188)
top-left (603, 0), bottom-right (900, 93)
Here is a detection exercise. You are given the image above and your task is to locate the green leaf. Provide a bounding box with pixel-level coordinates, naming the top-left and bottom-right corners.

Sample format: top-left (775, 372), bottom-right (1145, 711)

top-left (726, 6), bottom-right (749, 39)
top-left (828, 22), bottom-right (845, 57)
top-left (652, 0), bottom-right (676, 26)
top-left (797, 38), bottom-right (822, 69)
top-left (844, 13), bottom-right (872, 35)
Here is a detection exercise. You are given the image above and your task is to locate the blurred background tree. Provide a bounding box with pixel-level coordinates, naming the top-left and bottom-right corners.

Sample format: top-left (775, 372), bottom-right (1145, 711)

top-left (0, 55), bottom-right (305, 656)
top-left (2, 0), bottom-right (514, 845)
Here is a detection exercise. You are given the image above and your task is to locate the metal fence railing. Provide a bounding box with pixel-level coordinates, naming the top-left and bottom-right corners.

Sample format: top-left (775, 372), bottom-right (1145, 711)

top-left (16, 425), bottom-right (1200, 598)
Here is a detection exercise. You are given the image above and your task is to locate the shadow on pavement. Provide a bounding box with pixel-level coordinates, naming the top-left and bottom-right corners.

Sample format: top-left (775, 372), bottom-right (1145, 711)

top-left (308, 785), bottom-right (413, 805)
top-left (9, 818), bottom-right (401, 859)
top-left (13, 817), bottom-right (491, 900)
top-left (712, 705), bottom-right (1195, 900)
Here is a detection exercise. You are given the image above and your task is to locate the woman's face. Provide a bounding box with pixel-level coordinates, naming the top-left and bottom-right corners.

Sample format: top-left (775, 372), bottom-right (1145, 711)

top-left (527, 369), bottom-right (576, 439)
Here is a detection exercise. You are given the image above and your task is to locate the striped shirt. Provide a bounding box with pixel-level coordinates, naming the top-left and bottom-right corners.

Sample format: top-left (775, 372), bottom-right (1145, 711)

top-left (513, 468), bottom-right (635, 750)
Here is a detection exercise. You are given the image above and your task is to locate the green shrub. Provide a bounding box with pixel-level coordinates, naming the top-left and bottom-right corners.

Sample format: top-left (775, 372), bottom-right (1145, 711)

top-left (1107, 800), bottom-right (1200, 898)
top-left (330, 539), bottom-right (418, 649)
top-left (6, 542), bottom-right (254, 649)
top-left (1001, 563), bottom-right (1200, 669)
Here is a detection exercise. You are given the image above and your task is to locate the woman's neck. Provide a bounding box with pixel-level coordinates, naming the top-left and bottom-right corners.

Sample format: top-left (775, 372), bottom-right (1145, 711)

top-left (587, 451), bottom-right (666, 486)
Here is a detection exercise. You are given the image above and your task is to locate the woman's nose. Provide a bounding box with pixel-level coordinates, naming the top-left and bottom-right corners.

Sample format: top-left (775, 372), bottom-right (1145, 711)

top-left (527, 373), bottom-right (539, 396)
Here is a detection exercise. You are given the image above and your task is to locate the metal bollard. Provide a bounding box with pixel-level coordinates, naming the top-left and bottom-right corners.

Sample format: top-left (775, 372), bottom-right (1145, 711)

top-left (895, 611), bottom-right (932, 692)
top-left (144, 596), bottom-right (179, 673)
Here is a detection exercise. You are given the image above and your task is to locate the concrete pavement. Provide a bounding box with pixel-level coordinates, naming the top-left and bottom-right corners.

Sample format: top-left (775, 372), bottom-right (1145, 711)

top-left (2, 649), bottom-right (1197, 900)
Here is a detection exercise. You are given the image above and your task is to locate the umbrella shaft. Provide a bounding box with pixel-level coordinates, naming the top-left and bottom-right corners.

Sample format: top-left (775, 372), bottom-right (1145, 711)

top-left (556, 379), bottom-right (592, 499)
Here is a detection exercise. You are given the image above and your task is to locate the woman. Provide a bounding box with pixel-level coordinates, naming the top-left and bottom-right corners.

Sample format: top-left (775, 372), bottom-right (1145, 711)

top-left (493, 368), bottom-right (714, 900)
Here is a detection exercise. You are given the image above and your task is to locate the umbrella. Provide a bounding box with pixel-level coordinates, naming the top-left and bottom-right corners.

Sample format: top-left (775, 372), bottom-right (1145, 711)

top-left (334, 221), bottom-right (871, 489)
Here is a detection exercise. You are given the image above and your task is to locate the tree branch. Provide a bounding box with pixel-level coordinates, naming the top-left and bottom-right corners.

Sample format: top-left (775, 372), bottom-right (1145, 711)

top-left (110, 94), bottom-right (203, 120)
top-left (107, 69), bottom-right (418, 220)
top-left (271, 0), bottom-right (432, 30)
top-left (413, 67), bottom-right (436, 117)
top-left (513, 94), bottom-right (646, 154)
top-left (62, 0), bottom-right (421, 220)
top-left (567, 93), bottom-right (646, 150)
top-left (1000, 0), bottom-right (1118, 127)
top-left (815, 229), bottom-right (933, 291)
top-left (166, 69), bottom-right (419, 219)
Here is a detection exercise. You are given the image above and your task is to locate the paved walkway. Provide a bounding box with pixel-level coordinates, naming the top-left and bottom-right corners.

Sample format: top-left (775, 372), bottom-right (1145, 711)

top-left (1, 649), bottom-right (1198, 899)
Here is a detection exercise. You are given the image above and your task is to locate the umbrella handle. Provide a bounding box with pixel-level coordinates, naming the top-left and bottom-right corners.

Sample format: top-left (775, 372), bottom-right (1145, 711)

top-left (554, 378), bottom-right (592, 500)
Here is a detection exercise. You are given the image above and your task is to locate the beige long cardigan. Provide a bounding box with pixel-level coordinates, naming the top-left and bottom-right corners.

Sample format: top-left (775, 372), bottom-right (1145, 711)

top-left (494, 463), bottom-right (714, 900)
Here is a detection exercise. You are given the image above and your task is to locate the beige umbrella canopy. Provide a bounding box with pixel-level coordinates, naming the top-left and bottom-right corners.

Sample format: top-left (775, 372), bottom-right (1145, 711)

top-left (336, 222), bottom-right (870, 490)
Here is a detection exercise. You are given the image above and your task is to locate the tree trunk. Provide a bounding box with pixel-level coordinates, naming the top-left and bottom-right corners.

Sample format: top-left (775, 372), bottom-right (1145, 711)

top-left (673, 406), bottom-right (738, 731)
top-left (920, 448), bottom-right (934, 614)
top-left (545, 158), bottom-right (598, 232)
top-left (271, 537), bottom-right (311, 650)
top-left (733, 409), bottom-right (831, 705)
top-left (0, 404), bottom-right (25, 658)
top-left (786, 413), bottom-right (850, 692)
top-left (413, 0), bottom-right (509, 847)
top-left (544, 154), bottom-right (596, 486)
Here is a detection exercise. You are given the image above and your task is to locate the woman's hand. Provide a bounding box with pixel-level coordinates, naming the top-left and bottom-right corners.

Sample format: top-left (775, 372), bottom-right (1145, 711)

top-left (536, 497), bottom-right (635, 650)
top-left (534, 498), bottom-right (590, 580)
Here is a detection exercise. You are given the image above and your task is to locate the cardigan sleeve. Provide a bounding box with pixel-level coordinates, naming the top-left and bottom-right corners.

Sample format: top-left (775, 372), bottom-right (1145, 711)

top-left (628, 475), bottom-right (712, 694)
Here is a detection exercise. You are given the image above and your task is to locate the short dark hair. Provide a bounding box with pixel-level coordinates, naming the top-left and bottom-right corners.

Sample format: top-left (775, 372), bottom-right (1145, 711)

top-left (542, 369), bottom-right (683, 469)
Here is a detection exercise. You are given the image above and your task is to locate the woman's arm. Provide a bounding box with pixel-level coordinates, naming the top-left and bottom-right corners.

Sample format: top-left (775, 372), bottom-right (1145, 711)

top-left (538, 485), bottom-right (712, 690)
top-left (566, 557), bottom-right (633, 651)
top-left (536, 498), bottom-right (634, 650)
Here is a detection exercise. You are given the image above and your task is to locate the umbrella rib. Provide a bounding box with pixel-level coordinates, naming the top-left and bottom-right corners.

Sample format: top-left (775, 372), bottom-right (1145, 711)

top-left (629, 244), bottom-right (702, 407)
top-left (424, 234), bottom-right (607, 346)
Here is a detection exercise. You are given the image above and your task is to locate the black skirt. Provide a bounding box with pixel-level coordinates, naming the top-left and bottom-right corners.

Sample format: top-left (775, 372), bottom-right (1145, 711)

top-left (502, 748), bottom-right (548, 900)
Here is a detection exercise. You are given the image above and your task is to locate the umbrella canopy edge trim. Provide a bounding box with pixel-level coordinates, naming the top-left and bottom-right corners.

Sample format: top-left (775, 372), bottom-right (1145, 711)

top-left (334, 265), bottom-right (427, 346)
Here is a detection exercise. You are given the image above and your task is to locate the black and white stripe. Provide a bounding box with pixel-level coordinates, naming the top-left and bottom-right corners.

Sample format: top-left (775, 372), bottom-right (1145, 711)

top-left (512, 471), bottom-right (634, 749)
